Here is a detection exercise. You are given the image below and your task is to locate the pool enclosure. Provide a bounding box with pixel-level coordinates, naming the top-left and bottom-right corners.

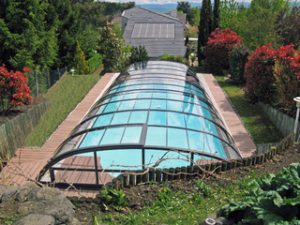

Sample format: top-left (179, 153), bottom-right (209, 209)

top-left (39, 61), bottom-right (241, 188)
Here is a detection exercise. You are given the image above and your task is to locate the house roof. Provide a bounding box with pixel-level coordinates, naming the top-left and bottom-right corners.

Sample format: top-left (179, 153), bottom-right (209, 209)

top-left (122, 7), bottom-right (186, 57)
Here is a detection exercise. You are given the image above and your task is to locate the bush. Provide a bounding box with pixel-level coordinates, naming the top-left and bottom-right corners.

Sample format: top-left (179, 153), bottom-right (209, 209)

top-left (204, 28), bottom-right (242, 75)
top-left (219, 163), bottom-right (300, 224)
top-left (244, 44), bottom-right (276, 103)
top-left (88, 53), bottom-right (103, 73)
top-left (229, 44), bottom-right (249, 83)
top-left (74, 41), bottom-right (89, 74)
top-left (0, 66), bottom-right (32, 113)
top-left (130, 46), bottom-right (149, 64)
top-left (100, 187), bottom-right (128, 209)
top-left (274, 45), bottom-right (300, 114)
top-left (159, 54), bottom-right (187, 64)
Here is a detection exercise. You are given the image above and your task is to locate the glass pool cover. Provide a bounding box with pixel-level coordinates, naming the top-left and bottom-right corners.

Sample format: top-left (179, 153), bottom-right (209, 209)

top-left (39, 61), bottom-right (241, 187)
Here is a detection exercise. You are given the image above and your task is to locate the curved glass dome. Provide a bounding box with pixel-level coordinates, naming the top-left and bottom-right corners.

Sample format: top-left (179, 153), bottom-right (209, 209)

top-left (39, 61), bottom-right (241, 187)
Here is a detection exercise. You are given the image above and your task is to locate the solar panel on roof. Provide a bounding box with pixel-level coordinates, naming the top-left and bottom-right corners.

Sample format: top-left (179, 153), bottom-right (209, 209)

top-left (131, 23), bottom-right (175, 39)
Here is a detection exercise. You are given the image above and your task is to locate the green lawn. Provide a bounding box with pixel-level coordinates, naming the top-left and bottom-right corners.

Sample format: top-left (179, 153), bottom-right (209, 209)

top-left (25, 68), bottom-right (101, 147)
top-left (215, 76), bottom-right (282, 144)
top-left (95, 173), bottom-right (258, 225)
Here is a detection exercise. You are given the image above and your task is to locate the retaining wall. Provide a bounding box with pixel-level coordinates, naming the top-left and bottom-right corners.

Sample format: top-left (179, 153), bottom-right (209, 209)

top-left (258, 102), bottom-right (299, 137)
top-left (110, 134), bottom-right (294, 188)
top-left (0, 102), bottom-right (48, 160)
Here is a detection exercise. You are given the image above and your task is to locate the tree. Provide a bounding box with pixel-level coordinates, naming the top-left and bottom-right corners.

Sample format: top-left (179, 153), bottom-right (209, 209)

top-left (98, 24), bottom-right (122, 72)
top-left (244, 44), bottom-right (276, 103)
top-left (48, 0), bottom-right (80, 68)
top-left (0, 66), bottom-right (32, 114)
top-left (204, 28), bottom-right (242, 74)
top-left (74, 41), bottom-right (89, 74)
top-left (0, 0), bottom-right (58, 71)
top-left (213, 0), bottom-right (221, 30)
top-left (276, 7), bottom-right (300, 49)
top-left (198, 0), bottom-right (213, 60)
top-left (130, 46), bottom-right (149, 64)
top-left (177, 1), bottom-right (193, 23)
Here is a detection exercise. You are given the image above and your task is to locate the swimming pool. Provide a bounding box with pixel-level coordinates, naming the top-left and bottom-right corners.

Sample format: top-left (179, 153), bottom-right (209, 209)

top-left (39, 61), bottom-right (241, 186)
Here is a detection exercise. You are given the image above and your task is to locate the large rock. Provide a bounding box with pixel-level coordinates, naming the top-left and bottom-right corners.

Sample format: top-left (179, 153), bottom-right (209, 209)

top-left (13, 214), bottom-right (55, 225)
top-left (0, 183), bottom-right (80, 225)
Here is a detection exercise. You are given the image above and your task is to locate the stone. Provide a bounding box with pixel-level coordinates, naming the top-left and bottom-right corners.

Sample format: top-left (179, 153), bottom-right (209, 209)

top-left (0, 183), bottom-right (78, 225)
top-left (13, 214), bottom-right (55, 225)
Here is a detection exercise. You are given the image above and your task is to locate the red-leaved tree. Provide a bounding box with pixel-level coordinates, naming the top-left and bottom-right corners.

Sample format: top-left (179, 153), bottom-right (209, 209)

top-left (205, 28), bottom-right (242, 74)
top-left (274, 45), bottom-right (300, 114)
top-left (0, 65), bottom-right (32, 113)
top-left (244, 44), bottom-right (276, 103)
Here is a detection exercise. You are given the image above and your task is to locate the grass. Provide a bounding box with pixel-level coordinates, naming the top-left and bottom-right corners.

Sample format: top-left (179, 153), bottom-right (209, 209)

top-left (215, 76), bottom-right (282, 144)
top-left (25, 68), bottom-right (101, 146)
top-left (95, 173), bottom-right (258, 225)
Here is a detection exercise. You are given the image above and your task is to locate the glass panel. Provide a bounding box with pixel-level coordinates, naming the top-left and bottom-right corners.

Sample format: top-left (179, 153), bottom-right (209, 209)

top-left (187, 131), bottom-right (227, 158)
top-left (167, 128), bottom-right (188, 149)
top-left (151, 99), bottom-right (167, 110)
top-left (103, 102), bottom-right (120, 113)
top-left (168, 112), bottom-right (186, 128)
top-left (185, 114), bottom-right (202, 131)
top-left (134, 99), bottom-right (151, 109)
top-left (137, 92), bottom-right (153, 98)
top-left (101, 127), bottom-right (125, 145)
top-left (121, 126), bottom-right (142, 144)
top-left (93, 114), bottom-right (113, 127)
top-left (167, 93), bottom-right (183, 101)
top-left (152, 92), bottom-right (167, 99)
top-left (118, 100), bottom-right (136, 111)
top-left (145, 127), bottom-right (167, 146)
top-left (129, 111), bottom-right (148, 124)
top-left (111, 112), bottom-right (130, 125)
top-left (183, 102), bottom-right (198, 114)
top-left (148, 111), bottom-right (167, 125)
top-left (145, 150), bottom-right (190, 168)
top-left (111, 95), bottom-right (123, 102)
top-left (167, 100), bottom-right (183, 111)
top-left (98, 149), bottom-right (142, 171)
top-left (80, 130), bottom-right (105, 148)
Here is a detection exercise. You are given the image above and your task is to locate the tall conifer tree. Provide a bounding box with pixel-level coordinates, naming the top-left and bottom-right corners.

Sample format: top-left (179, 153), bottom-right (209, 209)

top-left (198, 0), bottom-right (213, 60)
top-left (213, 0), bottom-right (220, 30)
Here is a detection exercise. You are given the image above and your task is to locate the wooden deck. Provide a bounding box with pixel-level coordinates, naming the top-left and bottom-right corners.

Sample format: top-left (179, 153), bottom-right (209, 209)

top-left (55, 156), bottom-right (113, 185)
top-left (198, 73), bottom-right (256, 158)
top-left (0, 73), bottom-right (119, 190)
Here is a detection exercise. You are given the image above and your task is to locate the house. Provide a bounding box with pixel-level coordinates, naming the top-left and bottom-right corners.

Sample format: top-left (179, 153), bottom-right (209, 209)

top-left (122, 7), bottom-right (186, 58)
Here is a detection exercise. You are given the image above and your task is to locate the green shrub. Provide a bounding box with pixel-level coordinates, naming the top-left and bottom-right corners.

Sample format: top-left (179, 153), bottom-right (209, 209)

top-left (219, 163), bottom-right (300, 224)
top-left (229, 44), bottom-right (249, 84)
top-left (159, 55), bottom-right (187, 64)
top-left (130, 46), bottom-right (149, 64)
top-left (195, 180), bottom-right (211, 197)
top-left (88, 53), bottom-right (102, 73)
top-left (74, 41), bottom-right (89, 74)
top-left (100, 187), bottom-right (128, 208)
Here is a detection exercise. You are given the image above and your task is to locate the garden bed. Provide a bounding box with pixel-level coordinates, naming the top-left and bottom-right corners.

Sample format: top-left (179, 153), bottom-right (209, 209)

top-left (72, 144), bottom-right (300, 225)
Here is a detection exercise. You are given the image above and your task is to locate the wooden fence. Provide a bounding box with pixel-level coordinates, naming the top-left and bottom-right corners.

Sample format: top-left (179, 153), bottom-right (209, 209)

top-left (0, 102), bottom-right (48, 160)
top-left (258, 102), bottom-right (299, 137)
top-left (110, 134), bottom-right (295, 188)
